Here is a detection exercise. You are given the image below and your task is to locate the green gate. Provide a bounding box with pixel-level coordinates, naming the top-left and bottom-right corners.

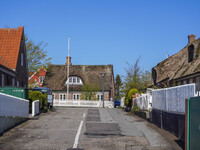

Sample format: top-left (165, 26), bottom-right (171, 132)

top-left (186, 97), bottom-right (200, 150)
top-left (0, 87), bottom-right (28, 99)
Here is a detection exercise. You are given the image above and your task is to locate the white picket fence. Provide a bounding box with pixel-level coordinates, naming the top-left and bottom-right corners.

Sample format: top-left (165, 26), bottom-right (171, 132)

top-left (0, 92), bottom-right (29, 117)
top-left (152, 84), bottom-right (195, 113)
top-left (53, 100), bottom-right (114, 108)
top-left (134, 94), bottom-right (152, 110)
top-left (32, 100), bottom-right (39, 117)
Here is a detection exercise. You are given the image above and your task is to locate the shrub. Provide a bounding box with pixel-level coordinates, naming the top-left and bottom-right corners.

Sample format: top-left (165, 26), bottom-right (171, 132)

top-left (124, 88), bottom-right (139, 107)
top-left (28, 91), bottom-right (47, 110)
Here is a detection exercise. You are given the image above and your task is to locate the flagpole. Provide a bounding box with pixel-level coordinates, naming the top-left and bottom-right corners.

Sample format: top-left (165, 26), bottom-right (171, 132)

top-left (67, 36), bottom-right (70, 100)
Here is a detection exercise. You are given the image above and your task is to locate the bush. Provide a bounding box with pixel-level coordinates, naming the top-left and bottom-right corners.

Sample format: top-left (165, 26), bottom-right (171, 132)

top-left (124, 88), bottom-right (139, 107)
top-left (131, 104), bottom-right (140, 114)
top-left (28, 91), bottom-right (47, 110)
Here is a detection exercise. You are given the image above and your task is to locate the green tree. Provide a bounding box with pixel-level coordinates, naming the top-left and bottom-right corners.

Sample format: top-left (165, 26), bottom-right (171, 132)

top-left (81, 84), bottom-right (99, 100)
top-left (25, 35), bottom-right (52, 72)
top-left (123, 57), bottom-right (151, 94)
top-left (114, 74), bottom-right (122, 100)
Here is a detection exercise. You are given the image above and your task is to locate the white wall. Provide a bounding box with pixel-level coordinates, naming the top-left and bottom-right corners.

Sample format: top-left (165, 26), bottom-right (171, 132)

top-left (134, 94), bottom-right (152, 110)
top-left (152, 84), bottom-right (195, 113)
top-left (0, 92), bottom-right (29, 117)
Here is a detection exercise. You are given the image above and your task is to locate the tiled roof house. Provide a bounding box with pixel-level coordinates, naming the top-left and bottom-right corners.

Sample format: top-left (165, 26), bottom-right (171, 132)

top-left (0, 26), bottom-right (28, 88)
top-left (152, 34), bottom-right (200, 88)
top-left (28, 68), bottom-right (47, 87)
top-left (43, 57), bottom-right (114, 102)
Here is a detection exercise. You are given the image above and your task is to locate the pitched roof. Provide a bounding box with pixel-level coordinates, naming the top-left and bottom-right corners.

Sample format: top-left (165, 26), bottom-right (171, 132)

top-left (0, 26), bottom-right (23, 69)
top-left (43, 65), bottom-right (114, 91)
top-left (153, 37), bottom-right (200, 83)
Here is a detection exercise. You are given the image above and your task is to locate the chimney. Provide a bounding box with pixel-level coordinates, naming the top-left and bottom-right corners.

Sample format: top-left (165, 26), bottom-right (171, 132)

top-left (65, 56), bottom-right (72, 66)
top-left (188, 34), bottom-right (196, 44)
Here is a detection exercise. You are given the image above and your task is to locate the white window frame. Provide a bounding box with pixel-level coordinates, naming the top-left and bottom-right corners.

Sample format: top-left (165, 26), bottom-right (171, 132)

top-left (59, 94), bottom-right (66, 101)
top-left (1, 74), bottom-right (5, 87)
top-left (66, 76), bottom-right (83, 85)
top-left (73, 94), bottom-right (80, 100)
top-left (21, 53), bottom-right (23, 66)
top-left (97, 94), bottom-right (103, 101)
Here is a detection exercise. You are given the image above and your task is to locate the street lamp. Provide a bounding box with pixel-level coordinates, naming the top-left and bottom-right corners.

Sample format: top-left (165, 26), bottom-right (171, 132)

top-left (101, 73), bottom-right (106, 108)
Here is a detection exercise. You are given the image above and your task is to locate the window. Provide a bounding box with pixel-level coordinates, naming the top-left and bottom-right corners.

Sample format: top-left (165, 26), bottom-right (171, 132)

top-left (66, 76), bottom-right (83, 85)
top-left (17, 81), bottom-right (19, 87)
top-left (189, 78), bottom-right (193, 84)
top-left (39, 76), bottom-right (45, 83)
top-left (97, 94), bottom-right (103, 101)
top-left (188, 44), bottom-right (194, 63)
top-left (183, 80), bottom-right (187, 85)
top-left (73, 94), bottom-right (80, 100)
top-left (59, 94), bottom-right (66, 101)
top-left (21, 53), bottom-right (23, 66)
top-left (1, 74), bottom-right (5, 87)
top-left (177, 81), bottom-right (181, 86)
top-left (12, 78), bottom-right (15, 87)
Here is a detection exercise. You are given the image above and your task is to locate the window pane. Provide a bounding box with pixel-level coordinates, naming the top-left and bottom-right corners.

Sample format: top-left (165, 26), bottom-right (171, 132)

top-left (63, 94), bottom-right (66, 99)
top-left (73, 94), bottom-right (76, 100)
top-left (77, 95), bottom-right (80, 100)
top-left (69, 77), bottom-right (72, 83)
top-left (73, 77), bottom-right (76, 83)
top-left (60, 95), bottom-right (62, 100)
top-left (77, 77), bottom-right (80, 83)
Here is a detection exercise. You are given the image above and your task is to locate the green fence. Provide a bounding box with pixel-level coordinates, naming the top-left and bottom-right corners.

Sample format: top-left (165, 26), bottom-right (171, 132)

top-left (186, 96), bottom-right (200, 150)
top-left (0, 87), bottom-right (28, 99)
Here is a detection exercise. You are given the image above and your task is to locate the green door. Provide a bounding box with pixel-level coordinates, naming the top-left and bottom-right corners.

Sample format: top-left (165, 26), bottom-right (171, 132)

top-left (189, 97), bottom-right (200, 150)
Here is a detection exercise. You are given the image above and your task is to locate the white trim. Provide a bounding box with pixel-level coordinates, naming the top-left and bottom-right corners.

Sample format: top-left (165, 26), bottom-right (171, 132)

top-left (66, 76), bottom-right (83, 85)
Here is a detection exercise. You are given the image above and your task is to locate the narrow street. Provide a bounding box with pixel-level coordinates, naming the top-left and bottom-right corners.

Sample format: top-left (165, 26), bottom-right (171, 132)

top-left (0, 108), bottom-right (182, 150)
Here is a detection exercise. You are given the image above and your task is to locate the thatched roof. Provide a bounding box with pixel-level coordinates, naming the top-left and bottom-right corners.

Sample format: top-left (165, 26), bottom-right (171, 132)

top-left (43, 65), bottom-right (114, 91)
top-left (152, 37), bottom-right (200, 84)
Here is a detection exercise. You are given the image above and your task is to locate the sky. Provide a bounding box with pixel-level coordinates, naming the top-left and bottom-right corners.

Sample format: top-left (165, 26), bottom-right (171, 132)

top-left (1, 0), bottom-right (200, 79)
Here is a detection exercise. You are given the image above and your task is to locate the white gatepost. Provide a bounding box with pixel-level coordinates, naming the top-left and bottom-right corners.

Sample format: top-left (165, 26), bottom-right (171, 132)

top-left (32, 100), bottom-right (39, 117)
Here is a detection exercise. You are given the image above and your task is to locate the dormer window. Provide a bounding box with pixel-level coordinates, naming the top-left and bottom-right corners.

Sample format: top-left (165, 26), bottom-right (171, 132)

top-left (188, 44), bottom-right (194, 63)
top-left (66, 76), bottom-right (83, 85)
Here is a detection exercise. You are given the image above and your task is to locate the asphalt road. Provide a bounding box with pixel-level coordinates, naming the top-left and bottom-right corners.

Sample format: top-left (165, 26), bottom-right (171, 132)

top-left (0, 108), bottom-right (182, 150)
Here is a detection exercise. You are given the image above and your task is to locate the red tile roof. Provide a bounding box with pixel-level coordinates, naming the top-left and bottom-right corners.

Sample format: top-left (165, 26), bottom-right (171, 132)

top-left (0, 26), bottom-right (23, 69)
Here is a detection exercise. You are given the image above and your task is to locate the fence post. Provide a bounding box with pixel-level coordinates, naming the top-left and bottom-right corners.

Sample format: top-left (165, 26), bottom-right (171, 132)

top-left (160, 111), bottom-right (163, 129)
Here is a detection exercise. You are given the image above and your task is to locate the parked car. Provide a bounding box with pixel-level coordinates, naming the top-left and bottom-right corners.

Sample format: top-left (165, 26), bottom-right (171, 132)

top-left (114, 100), bottom-right (121, 108)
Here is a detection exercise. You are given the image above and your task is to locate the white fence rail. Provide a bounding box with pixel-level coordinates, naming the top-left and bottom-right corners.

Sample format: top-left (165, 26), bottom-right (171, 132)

top-left (152, 84), bottom-right (195, 113)
top-left (32, 100), bottom-right (39, 117)
top-left (0, 93), bottom-right (29, 117)
top-left (53, 100), bottom-right (114, 108)
top-left (134, 94), bottom-right (152, 110)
